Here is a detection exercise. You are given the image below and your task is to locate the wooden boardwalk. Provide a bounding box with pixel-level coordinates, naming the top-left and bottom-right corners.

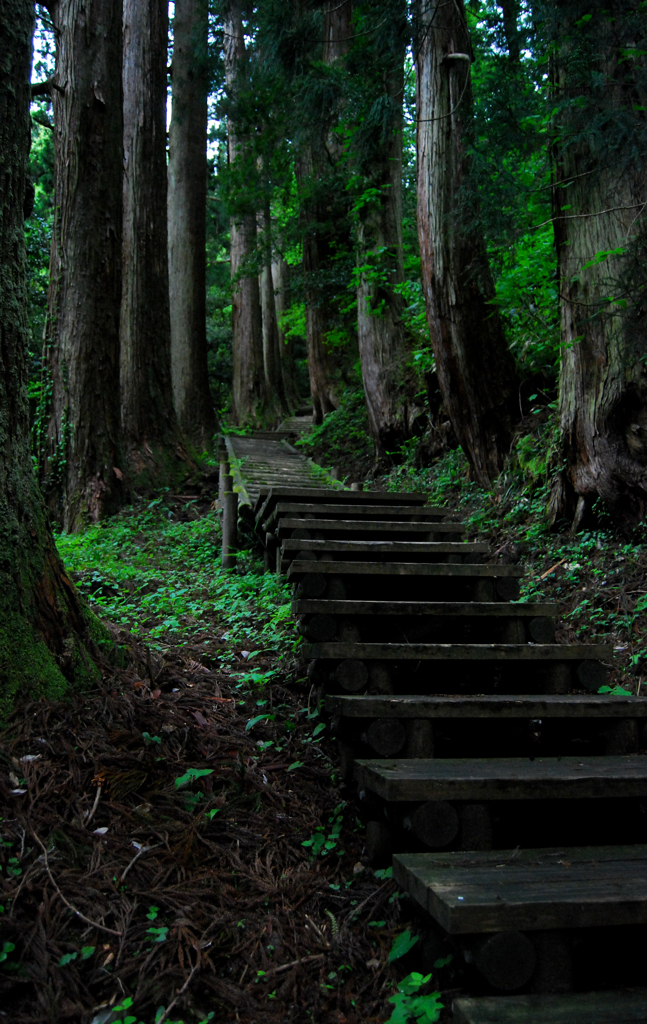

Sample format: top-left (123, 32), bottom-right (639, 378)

top-left (226, 441), bottom-right (647, 1022)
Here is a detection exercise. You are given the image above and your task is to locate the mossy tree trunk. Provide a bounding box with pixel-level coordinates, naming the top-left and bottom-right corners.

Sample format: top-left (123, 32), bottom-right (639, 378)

top-left (259, 198), bottom-right (289, 422)
top-left (548, 1), bottom-right (647, 530)
top-left (42, 0), bottom-right (126, 531)
top-left (0, 0), bottom-right (103, 716)
top-left (356, 20), bottom-right (415, 457)
top-left (297, 0), bottom-right (354, 426)
top-left (272, 254), bottom-right (300, 411)
top-left (121, 0), bottom-right (189, 485)
top-left (415, 0), bottom-right (519, 486)
top-left (168, 0), bottom-right (215, 448)
top-left (223, 0), bottom-right (266, 427)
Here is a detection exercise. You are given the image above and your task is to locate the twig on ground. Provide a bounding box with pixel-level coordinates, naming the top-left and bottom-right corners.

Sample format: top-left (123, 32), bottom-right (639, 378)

top-left (31, 830), bottom-right (122, 937)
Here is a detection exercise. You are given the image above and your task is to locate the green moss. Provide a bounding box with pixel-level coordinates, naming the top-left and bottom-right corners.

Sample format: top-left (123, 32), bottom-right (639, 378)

top-left (0, 616), bottom-right (69, 721)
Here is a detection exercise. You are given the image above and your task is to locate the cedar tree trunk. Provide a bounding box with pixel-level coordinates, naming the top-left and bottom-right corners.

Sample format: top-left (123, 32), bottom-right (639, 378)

top-left (299, 0), bottom-right (354, 425)
top-left (272, 254), bottom-right (300, 411)
top-left (43, 0), bottom-right (125, 531)
top-left (223, 0), bottom-right (266, 426)
top-left (168, 0), bottom-right (215, 447)
top-left (259, 200), bottom-right (289, 422)
top-left (356, 58), bottom-right (413, 456)
top-left (121, 0), bottom-right (187, 484)
top-left (0, 0), bottom-right (103, 715)
top-left (548, 2), bottom-right (647, 530)
top-left (416, 0), bottom-right (519, 486)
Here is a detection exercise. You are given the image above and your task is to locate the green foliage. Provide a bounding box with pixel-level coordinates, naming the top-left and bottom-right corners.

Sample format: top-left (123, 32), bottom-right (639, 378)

top-left (296, 387), bottom-right (373, 473)
top-left (386, 972), bottom-right (443, 1024)
top-left (388, 929), bottom-right (419, 963)
top-left (55, 497), bottom-right (296, 656)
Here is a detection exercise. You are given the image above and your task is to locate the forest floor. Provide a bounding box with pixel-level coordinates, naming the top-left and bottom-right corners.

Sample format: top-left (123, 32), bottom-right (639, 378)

top-left (0, 490), bottom-right (428, 1024)
top-left (1, 438), bottom-right (646, 1024)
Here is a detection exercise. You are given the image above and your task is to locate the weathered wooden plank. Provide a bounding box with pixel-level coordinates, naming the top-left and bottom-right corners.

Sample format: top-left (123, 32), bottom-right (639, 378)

top-left (287, 561), bottom-right (525, 579)
top-left (277, 517), bottom-right (464, 537)
top-left (282, 539), bottom-right (486, 555)
top-left (265, 503), bottom-right (451, 529)
top-left (355, 755), bottom-right (647, 802)
top-left (452, 990), bottom-right (647, 1024)
top-left (295, 600), bottom-right (556, 617)
top-left (305, 642), bottom-right (612, 661)
top-left (392, 844), bottom-right (647, 933)
top-left (255, 486), bottom-right (429, 522)
top-left (326, 693), bottom-right (647, 719)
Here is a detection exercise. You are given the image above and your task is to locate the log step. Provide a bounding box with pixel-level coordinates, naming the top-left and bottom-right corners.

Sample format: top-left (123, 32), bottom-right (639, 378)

top-left (355, 755), bottom-right (647, 801)
top-left (327, 693), bottom-right (647, 719)
top-left (452, 990), bottom-right (647, 1024)
top-left (282, 539), bottom-right (486, 555)
top-left (255, 486), bottom-right (429, 520)
top-left (305, 642), bottom-right (612, 661)
top-left (267, 503), bottom-right (451, 527)
top-left (295, 600), bottom-right (557, 617)
top-left (277, 517), bottom-right (464, 537)
top-left (392, 844), bottom-right (647, 933)
top-left (288, 561), bottom-right (524, 578)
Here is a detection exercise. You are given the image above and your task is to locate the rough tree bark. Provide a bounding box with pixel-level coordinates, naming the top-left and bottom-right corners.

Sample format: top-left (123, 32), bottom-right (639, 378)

top-left (223, 0), bottom-right (266, 426)
top-left (42, 0), bottom-right (125, 530)
top-left (168, 0), bottom-right (215, 447)
top-left (0, 0), bottom-right (104, 714)
top-left (121, 0), bottom-right (188, 484)
top-left (356, 34), bottom-right (415, 456)
top-left (272, 254), bottom-right (300, 411)
top-left (259, 199), bottom-right (289, 422)
top-left (416, 0), bottom-right (519, 486)
top-left (298, 0), bottom-right (354, 425)
top-left (548, 2), bottom-right (647, 530)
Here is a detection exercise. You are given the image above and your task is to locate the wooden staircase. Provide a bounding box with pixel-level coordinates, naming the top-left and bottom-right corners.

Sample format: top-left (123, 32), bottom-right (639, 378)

top-left (238, 463), bottom-right (647, 1021)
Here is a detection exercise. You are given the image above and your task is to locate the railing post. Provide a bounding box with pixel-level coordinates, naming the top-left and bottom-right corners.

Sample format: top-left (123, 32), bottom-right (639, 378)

top-left (222, 480), bottom-right (238, 569)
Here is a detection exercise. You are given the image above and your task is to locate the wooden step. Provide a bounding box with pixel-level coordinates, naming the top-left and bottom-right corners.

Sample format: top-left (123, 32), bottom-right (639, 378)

top-left (305, 642), bottom-right (612, 662)
top-left (294, 600), bottom-right (556, 617)
top-left (355, 755), bottom-right (647, 802)
top-left (255, 486), bottom-right (429, 520)
top-left (326, 693), bottom-right (647, 719)
top-left (392, 844), bottom-right (647, 933)
top-left (287, 561), bottom-right (524, 579)
top-left (277, 517), bottom-right (464, 538)
top-left (265, 503), bottom-right (451, 529)
top-left (452, 990), bottom-right (647, 1024)
top-left (282, 539), bottom-right (486, 557)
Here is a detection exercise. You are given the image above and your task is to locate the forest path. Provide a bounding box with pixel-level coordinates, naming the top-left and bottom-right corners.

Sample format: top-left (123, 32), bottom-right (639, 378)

top-left (249, 479), bottom-right (647, 1022)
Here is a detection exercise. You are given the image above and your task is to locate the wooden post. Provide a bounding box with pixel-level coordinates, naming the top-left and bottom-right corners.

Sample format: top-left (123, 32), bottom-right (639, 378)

top-left (222, 476), bottom-right (238, 569)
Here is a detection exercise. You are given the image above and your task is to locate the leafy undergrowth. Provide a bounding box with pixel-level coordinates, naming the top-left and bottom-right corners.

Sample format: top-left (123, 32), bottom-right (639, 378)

top-left (295, 389), bottom-right (374, 485)
top-left (380, 435), bottom-right (647, 693)
top-left (0, 494), bottom-right (452, 1024)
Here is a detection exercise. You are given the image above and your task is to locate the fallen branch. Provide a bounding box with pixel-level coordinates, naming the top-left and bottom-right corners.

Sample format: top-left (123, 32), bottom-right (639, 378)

top-left (540, 557), bottom-right (567, 580)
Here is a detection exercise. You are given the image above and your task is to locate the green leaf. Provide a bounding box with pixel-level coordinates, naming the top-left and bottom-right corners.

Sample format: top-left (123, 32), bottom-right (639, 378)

top-left (245, 714), bottom-right (273, 732)
top-left (59, 952), bottom-right (77, 966)
top-left (388, 929), bottom-right (419, 962)
top-left (174, 768), bottom-right (214, 789)
top-left (81, 946), bottom-right (96, 960)
top-left (287, 761), bottom-right (304, 771)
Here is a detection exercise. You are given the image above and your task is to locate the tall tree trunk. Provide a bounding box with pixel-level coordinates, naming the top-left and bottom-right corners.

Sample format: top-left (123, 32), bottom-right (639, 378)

top-left (416, 0), bottom-right (519, 486)
top-left (548, 2), bottom-right (647, 530)
top-left (500, 0), bottom-right (520, 64)
top-left (168, 0), bottom-right (215, 447)
top-left (259, 201), bottom-right (289, 421)
top-left (223, 0), bottom-right (266, 426)
top-left (0, 0), bottom-right (102, 713)
top-left (298, 0), bottom-right (354, 425)
top-left (356, 45), bottom-right (413, 456)
top-left (121, 0), bottom-right (187, 484)
top-left (272, 254), bottom-right (300, 411)
top-left (42, 0), bottom-right (125, 531)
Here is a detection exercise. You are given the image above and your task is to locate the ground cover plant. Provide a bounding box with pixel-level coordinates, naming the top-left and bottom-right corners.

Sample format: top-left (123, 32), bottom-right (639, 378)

top-left (0, 493), bottom-right (454, 1024)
